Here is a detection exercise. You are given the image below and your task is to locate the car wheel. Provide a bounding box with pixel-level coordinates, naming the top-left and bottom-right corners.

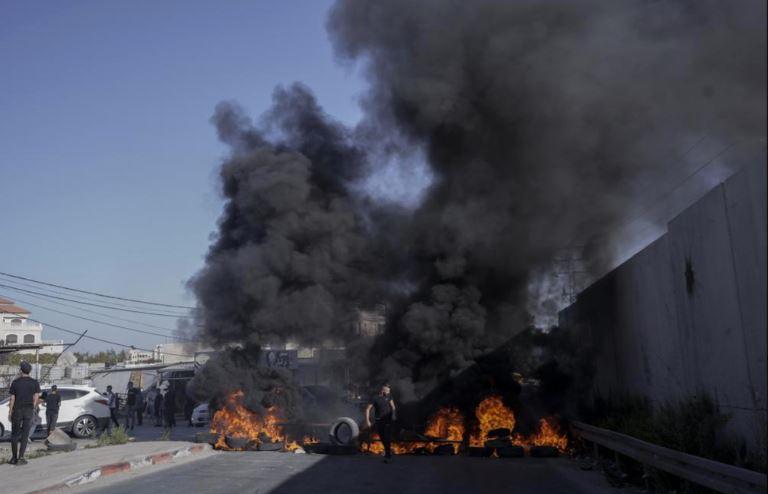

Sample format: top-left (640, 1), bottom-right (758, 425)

top-left (0, 423), bottom-right (4, 437)
top-left (72, 415), bottom-right (98, 438)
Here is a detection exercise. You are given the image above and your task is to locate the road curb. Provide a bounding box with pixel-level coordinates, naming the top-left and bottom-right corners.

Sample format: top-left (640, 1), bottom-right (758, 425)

top-left (28, 443), bottom-right (211, 494)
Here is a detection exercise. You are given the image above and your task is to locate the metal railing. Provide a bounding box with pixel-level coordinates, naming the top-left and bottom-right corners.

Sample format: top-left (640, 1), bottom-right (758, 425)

top-left (571, 421), bottom-right (767, 494)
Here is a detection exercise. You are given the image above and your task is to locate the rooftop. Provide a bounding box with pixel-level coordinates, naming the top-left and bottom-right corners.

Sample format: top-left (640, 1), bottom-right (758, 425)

top-left (0, 302), bottom-right (31, 314)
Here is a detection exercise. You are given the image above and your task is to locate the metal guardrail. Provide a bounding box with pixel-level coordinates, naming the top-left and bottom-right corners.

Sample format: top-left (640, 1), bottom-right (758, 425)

top-left (571, 421), bottom-right (767, 494)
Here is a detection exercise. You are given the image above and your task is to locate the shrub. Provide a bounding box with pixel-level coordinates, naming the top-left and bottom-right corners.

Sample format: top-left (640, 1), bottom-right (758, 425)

top-left (97, 426), bottom-right (130, 447)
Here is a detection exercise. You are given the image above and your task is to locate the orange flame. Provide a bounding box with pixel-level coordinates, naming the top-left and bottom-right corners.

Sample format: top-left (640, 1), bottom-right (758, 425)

top-left (424, 407), bottom-right (465, 453)
top-left (361, 407), bottom-right (465, 455)
top-left (469, 395), bottom-right (516, 447)
top-left (210, 390), bottom-right (287, 450)
top-left (529, 417), bottom-right (568, 452)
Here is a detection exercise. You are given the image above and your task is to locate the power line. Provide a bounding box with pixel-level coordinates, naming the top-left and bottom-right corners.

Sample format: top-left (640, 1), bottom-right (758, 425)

top-left (0, 288), bottom-right (187, 332)
top-left (14, 314), bottom-right (195, 359)
top-left (0, 283), bottom-right (197, 319)
top-left (0, 270), bottom-right (199, 310)
top-left (0, 278), bottom-right (190, 324)
top-left (0, 292), bottom-right (196, 341)
top-left (0, 274), bottom-right (193, 315)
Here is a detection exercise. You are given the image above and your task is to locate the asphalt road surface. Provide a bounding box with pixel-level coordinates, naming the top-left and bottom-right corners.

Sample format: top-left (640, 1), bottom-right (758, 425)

top-left (78, 451), bottom-right (627, 494)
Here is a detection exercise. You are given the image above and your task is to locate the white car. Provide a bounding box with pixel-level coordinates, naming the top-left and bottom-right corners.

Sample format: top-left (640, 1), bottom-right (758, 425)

top-left (191, 402), bottom-right (209, 427)
top-left (0, 385), bottom-right (111, 439)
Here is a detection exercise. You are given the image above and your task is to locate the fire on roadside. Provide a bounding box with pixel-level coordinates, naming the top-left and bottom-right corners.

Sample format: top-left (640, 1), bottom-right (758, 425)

top-left (362, 395), bottom-right (568, 456)
top-left (210, 390), bottom-right (314, 451)
top-left (360, 406), bottom-right (466, 455)
top-left (213, 390), bottom-right (567, 455)
top-left (469, 395), bottom-right (516, 447)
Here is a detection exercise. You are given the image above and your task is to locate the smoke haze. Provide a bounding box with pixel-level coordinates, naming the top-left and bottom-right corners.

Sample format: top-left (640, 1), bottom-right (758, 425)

top-left (191, 0), bottom-right (766, 403)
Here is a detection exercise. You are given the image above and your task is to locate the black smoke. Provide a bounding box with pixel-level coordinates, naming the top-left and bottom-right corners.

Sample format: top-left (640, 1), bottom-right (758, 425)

top-left (190, 0), bottom-right (766, 407)
top-left (326, 0), bottom-right (766, 398)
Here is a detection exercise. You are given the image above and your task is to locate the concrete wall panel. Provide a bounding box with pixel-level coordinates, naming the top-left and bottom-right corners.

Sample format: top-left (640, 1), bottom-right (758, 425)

top-left (723, 162), bottom-right (767, 413)
top-left (560, 161), bottom-right (766, 449)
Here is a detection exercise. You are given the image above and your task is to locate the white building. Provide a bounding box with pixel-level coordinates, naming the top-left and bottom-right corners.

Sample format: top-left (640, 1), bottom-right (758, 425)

top-left (0, 297), bottom-right (65, 353)
top-left (153, 342), bottom-right (207, 365)
top-left (127, 348), bottom-right (155, 364)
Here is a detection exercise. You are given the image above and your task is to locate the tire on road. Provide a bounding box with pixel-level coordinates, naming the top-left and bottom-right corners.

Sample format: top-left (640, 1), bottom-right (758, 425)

top-left (71, 415), bottom-right (99, 438)
top-left (328, 417), bottom-right (360, 446)
top-left (258, 441), bottom-right (283, 452)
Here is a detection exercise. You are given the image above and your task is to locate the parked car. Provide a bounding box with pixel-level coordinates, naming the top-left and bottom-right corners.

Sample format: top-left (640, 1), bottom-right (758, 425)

top-left (191, 402), bottom-right (209, 427)
top-left (0, 385), bottom-right (111, 439)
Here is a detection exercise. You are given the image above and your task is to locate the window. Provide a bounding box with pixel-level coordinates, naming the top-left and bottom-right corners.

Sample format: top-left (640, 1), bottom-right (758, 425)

top-left (23, 334), bottom-right (35, 343)
top-left (5, 334), bottom-right (17, 344)
top-left (10, 318), bottom-right (22, 326)
top-left (58, 389), bottom-right (80, 401)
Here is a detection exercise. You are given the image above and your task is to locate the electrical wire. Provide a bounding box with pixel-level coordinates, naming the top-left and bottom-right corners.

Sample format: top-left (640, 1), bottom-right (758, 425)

top-left (5, 313), bottom-right (196, 359)
top-left (0, 270), bottom-right (198, 310)
top-left (0, 283), bottom-right (197, 319)
top-left (0, 292), bottom-right (196, 341)
top-left (0, 283), bottom-right (199, 332)
top-left (0, 273), bottom-right (193, 315)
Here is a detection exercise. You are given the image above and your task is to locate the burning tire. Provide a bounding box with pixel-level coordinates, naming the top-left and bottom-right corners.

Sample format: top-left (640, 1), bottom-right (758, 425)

top-left (225, 436), bottom-right (252, 450)
top-left (329, 417), bottom-right (359, 446)
top-left (258, 441), bottom-right (283, 452)
top-left (304, 443), bottom-right (330, 455)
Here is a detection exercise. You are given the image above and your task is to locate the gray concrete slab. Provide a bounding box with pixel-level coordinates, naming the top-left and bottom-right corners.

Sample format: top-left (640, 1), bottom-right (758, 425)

top-left (72, 451), bottom-right (632, 494)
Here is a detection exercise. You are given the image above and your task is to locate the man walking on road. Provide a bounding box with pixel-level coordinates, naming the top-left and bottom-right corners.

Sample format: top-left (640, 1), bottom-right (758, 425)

top-left (45, 385), bottom-right (61, 436)
top-left (135, 387), bottom-right (145, 426)
top-left (125, 381), bottom-right (138, 430)
top-left (106, 385), bottom-right (119, 429)
top-left (365, 383), bottom-right (397, 462)
top-left (8, 361), bottom-right (41, 465)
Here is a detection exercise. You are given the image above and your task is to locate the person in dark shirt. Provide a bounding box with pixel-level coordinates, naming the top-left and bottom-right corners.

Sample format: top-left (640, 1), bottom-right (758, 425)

top-left (161, 385), bottom-right (176, 440)
top-left (365, 383), bottom-right (397, 461)
top-left (135, 387), bottom-right (145, 426)
top-left (105, 385), bottom-right (119, 430)
top-left (44, 385), bottom-right (61, 436)
top-left (154, 390), bottom-right (163, 427)
top-left (125, 381), bottom-right (138, 430)
top-left (8, 361), bottom-right (41, 465)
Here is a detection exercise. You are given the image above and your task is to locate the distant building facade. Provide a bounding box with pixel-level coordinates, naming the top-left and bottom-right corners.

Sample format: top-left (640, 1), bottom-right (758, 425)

top-left (353, 304), bottom-right (386, 338)
top-left (0, 297), bottom-right (65, 353)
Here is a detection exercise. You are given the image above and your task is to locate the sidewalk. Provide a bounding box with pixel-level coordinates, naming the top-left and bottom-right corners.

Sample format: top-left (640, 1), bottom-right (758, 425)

top-left (0, 441), bottom-right (215, 494)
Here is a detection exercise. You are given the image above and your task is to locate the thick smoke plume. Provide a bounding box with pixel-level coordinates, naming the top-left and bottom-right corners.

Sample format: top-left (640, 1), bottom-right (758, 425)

top-left (191, 0), bottom-right (766, 405)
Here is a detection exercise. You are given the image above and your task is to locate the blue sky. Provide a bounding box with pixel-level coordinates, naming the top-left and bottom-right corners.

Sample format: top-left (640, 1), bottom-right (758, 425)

top-left (0, 1), bottom-right (365, 352)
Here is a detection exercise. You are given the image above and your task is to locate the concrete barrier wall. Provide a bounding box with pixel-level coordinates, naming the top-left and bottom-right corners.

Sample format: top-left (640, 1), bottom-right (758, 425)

top-left (559, 161), bottom-right (766, 448)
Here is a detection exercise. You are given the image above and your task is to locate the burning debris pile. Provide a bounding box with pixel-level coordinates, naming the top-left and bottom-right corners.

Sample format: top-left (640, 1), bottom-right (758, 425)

top-left (209, 390), bottom-right (318, 452)
top-left (361, 395), bottom-right (567, 457)
top-left (208, 390), bottom-right (567, 457)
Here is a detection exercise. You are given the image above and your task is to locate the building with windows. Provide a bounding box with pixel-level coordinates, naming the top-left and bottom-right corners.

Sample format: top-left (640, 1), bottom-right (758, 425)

top-left (353, 304), bottom-right (387, 338)
top-left (0, 297), bottom-right (65, 353)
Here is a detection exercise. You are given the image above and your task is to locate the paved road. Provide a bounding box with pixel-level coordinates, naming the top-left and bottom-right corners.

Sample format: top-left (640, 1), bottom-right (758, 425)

top-left (78, 451), bottom-right (626, 494)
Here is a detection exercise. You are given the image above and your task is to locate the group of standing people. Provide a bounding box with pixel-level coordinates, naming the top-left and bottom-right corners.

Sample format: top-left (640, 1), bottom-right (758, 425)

top-left (104, 381), bottom-right (146, 430)
top-left (103, 381), bottom-right (179, 437)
